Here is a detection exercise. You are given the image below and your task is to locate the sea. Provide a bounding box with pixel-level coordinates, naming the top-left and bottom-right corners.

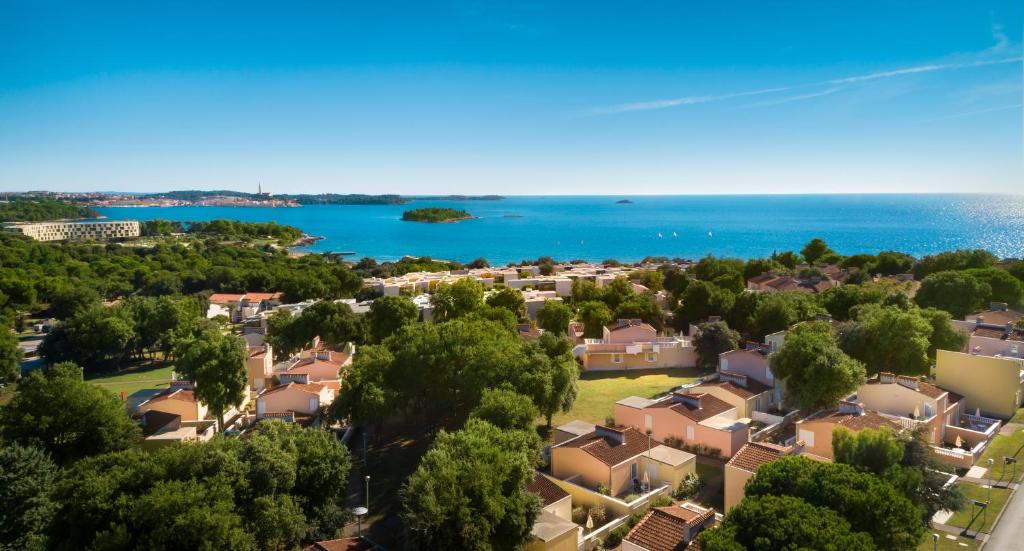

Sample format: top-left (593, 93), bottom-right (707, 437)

top-left (96, 194), bottom-right (1024, 264)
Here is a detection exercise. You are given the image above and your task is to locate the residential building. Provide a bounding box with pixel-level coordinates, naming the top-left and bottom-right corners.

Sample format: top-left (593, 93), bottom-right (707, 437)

top-left (746, 273), bottom-right (838, 293)
top-left (614, 392), bottom-right (750, 458)
top-left (622, 503), bottom-right (716, 551)
top-left (207, 292), bottom-right (283, 322)
top-left (302, 537), bottom-right (381, 551)
top-left (133, 384), bottom-right (220, 449)
top-left (256, 382), bottom-right (334, 419)
top-left (553, 420), bottom-right (596, 445)
top-left (550, 424), bottom-right (696, 497)
top-left (526, 473), bottom-right (581, 551)
top-left (246, 344), bottom-right (274, 392)
top-left (3, 219), bottom-right (141, 241)
top-left (137, 386), bottom-right (208, 423)
top-left (935, 349), bottom-right (1024, 420)
top-left (965, 303), bottom-right (1024, 326)
top-left (724, 442), bottom-right (793, 511)
top-left (794, 400), bottom-right (903, 460)
top-left (851, 373), bottom-right (1000, 467)
top-left (276, 345), bottom-right (353, 391)
top-left (577, 319), bottom-right (695, 371)
top-left (691, 372), bottom-right (775, 418)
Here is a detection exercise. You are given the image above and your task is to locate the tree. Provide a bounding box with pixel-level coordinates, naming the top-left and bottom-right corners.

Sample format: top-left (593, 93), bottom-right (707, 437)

top-left (0, 362), bottom-right (140, 465)
top-left (431, 278), bottom-right (484, 321)
top-left (769, 321), bottom-right (866, 411)
top-left (873, 251), bottom-right (915, 276)
top-left (173, 329), bottom-right (248, 432)
top-left (801, 238), bottom-right (835, 264)
top-left (966, 268), bottom-right (1023, 307)
top-left (471, 386), bottom-right (539, 432)
top-left (578, 301), bottom-right (613, 338)
top-left (614, 294), bottom-right (664, 330)
top-left (331, 345), bottom-right (393, 433)
top-left (400, 419), bottom-right (540, 550)
top-left (537, 300), bottom-right (572, 334)
top-left (39, 304), bottom-right (136, 372)
top-left (919, 307), bottom-right (968, 358)
top-left (467, 257), bottom-right (490, 269)
top-left (692, 256), bottom-right (744, 282)
top-left (913, 249), bottom-right (996, 279)
top-left (745, 456), bottom-right (924, 550)
top-left (672, 280), bottom-right (735, 330)
top-left (750, 291), bottom-right (822, 338)
top-left (700, 495), bottom-right (875, 551)
top-left (47, 285), bottom-right (99, 320)
top-left (833, 427), bottom-right (904, 475)
top-left (486, 287), bottom-right (527, 321)
top-left (367, 295), bottom-right (419, 343)
top-left (0, 443), bottom-right (58, 551)
top-left (915, 271), bottom-right (991, 318)
top-left (0, 322), bottom-right (22, 383)
top-left (693, 321), bottom-right (740, 370)
top-left (837, 305), bottom-right (932, 376)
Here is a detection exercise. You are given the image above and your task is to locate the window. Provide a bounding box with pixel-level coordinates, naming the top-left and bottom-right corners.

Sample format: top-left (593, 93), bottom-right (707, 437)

top-left (612, 353), bottom-right (623, 364)
top-left (720, 358), bottom-right (729, 371)
top-left (645, 352), bottom-right (656, 362)
top-left (686, 426), bottom-right (695, 440)
top-left (799, 429), bottom-right (815, 447)
top-left (630, 462), bottom-right (638, 480)
top-left (645, 414), bottom-right (653, 430)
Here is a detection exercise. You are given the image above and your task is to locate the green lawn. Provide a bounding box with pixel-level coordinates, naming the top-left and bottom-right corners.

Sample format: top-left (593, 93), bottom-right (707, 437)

top-left (549, 367), bottom-right (706, 428)
top-left (85, 363), bottom-right (176, 397)
top-left (944, 481), bottom-right (1010, 535)
top-left (916, 533), bottom-right (980, 551)
top-left (1009, 408), bottom-right (1024, 424)
top-left (977, 423), bottom-right (1024, 484)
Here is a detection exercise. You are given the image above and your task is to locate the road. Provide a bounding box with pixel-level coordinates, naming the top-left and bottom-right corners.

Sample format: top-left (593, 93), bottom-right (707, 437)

top-left (984, 481), bottom-right (1024, 550)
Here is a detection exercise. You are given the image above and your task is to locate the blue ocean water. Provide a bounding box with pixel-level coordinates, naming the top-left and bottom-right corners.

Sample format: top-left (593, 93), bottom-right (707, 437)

top-left (97, 194), bottom-right (1024, 264)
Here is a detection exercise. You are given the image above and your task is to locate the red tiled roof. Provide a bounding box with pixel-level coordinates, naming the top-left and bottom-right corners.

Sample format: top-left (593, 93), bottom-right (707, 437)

top-left (286, 357), bottom-right (347, 376)
top-left (726, 442), bottom-right (787, 473)
top-left (526, 473), bottom-right (570, 507)
top-left (208, 293), bottom-right (246, 304)
top-left (245, 292), bottom-right (283, 302)
top-left (820, 410), bottom-right (902, 432)
top-left (700, 376), bottom-right (772, 400)
top-left (145, 388), bottom-right (198, 405)
top-left (558, 426), bottom-right (659, 466)
top-left (607, 318), bottom-right (653, 332)
top-left (972, 326), bottom-right (1024, 342)
top-left (260, 382), bottom-right (325, 397)
top-left (866, 374), bottom-right (949, 399)
top-left (302, 537), bottom-right (376, 551)
top-left (649, 393), bottom-right (734, 422)
top-left (624, 506), bottom-right (715, 551)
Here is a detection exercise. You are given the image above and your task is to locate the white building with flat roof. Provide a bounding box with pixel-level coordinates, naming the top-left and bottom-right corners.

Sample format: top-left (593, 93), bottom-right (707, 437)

top-left (4, 220), bottom-right (141, 241)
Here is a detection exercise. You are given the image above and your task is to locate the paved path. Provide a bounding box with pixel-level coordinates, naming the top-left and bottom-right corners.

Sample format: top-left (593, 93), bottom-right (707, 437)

top-left (983, 472), bottom-right (1024, 550)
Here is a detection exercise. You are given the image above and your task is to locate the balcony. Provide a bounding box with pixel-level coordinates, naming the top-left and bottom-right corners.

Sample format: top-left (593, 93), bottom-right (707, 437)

top-left (877, 411), bottom-right (934, 431)
top-left (931, 413), bottom-right (1002, 468)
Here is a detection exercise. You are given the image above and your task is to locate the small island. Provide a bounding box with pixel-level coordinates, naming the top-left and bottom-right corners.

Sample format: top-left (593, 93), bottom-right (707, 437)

top-left (616, 199), bottom-right (634, 204)
top-left (401, 207), bottom-right (473, 223)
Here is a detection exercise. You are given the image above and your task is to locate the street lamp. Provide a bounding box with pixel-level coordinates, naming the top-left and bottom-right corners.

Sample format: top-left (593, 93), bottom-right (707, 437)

top-left (972, 500), bottom-right (988, 537)
top-left (932, 533), bottom-right (938, 551)
top-left (1005, 456), bottom-right (1017, 486)
top-left (352, 506), bottom-right (368, 538)
top-left (365, 475), bottom-right (371, 510)
top-left (988, 458), bottom-right (994, 502)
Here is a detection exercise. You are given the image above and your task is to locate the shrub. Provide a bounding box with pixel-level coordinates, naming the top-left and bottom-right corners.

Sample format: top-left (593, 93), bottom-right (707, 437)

top-left (622, 493), bottom-right (640, 503)
top-left (589, 503), bottom-right (607, 525)
top-left (597, 483), bottom-right (611, 496)
top-left (674, 473), bottom-right (704, 499)
top-left (571, 506), bottom-right (586, 525)
top-left (603, 524), bottom-right (630, 548)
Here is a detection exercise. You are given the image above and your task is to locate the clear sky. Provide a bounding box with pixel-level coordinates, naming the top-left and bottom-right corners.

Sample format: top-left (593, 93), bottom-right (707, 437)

top-left (1, 1), bottom-right (1021, 195)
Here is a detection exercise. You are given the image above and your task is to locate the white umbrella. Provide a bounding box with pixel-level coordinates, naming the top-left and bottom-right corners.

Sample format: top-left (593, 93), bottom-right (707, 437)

top-left (585, 513), bottom-right (593, 531)
top-left (642, 470), bottom-right (651, 489)
top-left (955, 435), bottom-right (963, 448)
top-left (913, 405), bottom-right (920, 419)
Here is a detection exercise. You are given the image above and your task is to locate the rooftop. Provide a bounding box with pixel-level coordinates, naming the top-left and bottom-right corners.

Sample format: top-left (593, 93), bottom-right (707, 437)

top-left (259, 382), bottom-right (326, 397)
top-left (726, 442), bottom-right (788, 473)
top-left (531, 510), bottom-right (579, 543)
top-left (624, 505), bottom-right (715, 551)
top-left (557, 425), bottom-right (659, 466)
top-left (526, 473), bottom-right (570, 507)
top-left (649, 392), bottom-right (735, 422)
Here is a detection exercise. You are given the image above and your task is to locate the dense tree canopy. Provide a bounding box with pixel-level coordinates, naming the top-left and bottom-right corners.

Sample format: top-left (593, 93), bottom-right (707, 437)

top-left (536, 300), bottom-right (572, 334)
top-left (400, 419), bottom-right (540, 550)
top-left (49, 421), bottom-right (352, 550)
top-left (0, 443), bottom-right (58, 551)
top-left (0, 321), bottom-right (22, 383)
top-left (744, 456), bottom-right (924, 550)
top-left (0, 362), bottom-right (140, 465)
top-left (578, 300), bottom-right (613, 338)
top-left (700, 495), bottom-right (876, 551)
top-left (486, 287), bottom-right (527, 321)
top-left (769, 321), bottom-right (866, 411)
top-left (693, 321), bottom-right (740, 370)
top-left (366, 295), bottom-right (419, 343)
top-left (966, 267), bottom-right (1024, 307)
top-left (470, 386), bottom-right (540, 432)
top-left (913, 250), bottom-right (996, 280)
top-left (672, 280), bottom-right (735, 331)
top-left (801, 238), bottom-right (836, 264)
top-left (0, 198), bottom-right (97, 222)
top-left (431, 278), bottom-right (485, 321)
top-left (915, 270), bottom-right (991, 318)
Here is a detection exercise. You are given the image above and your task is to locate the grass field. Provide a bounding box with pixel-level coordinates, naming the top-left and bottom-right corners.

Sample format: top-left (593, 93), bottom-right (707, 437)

top-left (549, 367), bottom-right (706, 428)
top-left (944, 481), bottom-right (1010, 535)
top-left (917, 533), bottom-right (980, 551)
top-left (85, 363), bottom-right (176, 397)
top-left (977, 422), bottom-right (1024, 484)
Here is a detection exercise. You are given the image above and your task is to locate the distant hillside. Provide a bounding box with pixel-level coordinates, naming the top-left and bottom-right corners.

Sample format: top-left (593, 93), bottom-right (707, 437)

top-left (0, 198), bottom-right (99, 222)
top-left (147, 191), bottom-right (505, 205)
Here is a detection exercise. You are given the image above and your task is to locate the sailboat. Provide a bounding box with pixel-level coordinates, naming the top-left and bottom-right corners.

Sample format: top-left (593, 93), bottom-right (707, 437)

top-left (657, 232), bottom-right (663, 238)
top-left (672, 231), bottom-right (677, 238)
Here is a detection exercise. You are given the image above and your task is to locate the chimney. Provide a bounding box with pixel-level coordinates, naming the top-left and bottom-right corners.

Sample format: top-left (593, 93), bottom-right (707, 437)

top-left (673, 392), bottom-right (705, 409)
top-left (896, 375), bottom-right (919, 391)
top-left (595, 425), bottom-right (626, 445)
top-left (838, 400), bottom-right (864, 415)
top-left (976, 316), bottom-right (984, 326)
top-left (721, 371), bottom-right (748, 388)
top-left (879, 372), bottom-right (896, 384)
top-left (316, 350), bottom-right (331, 361)
top-left (991, 302), bottom-right (1009, 312)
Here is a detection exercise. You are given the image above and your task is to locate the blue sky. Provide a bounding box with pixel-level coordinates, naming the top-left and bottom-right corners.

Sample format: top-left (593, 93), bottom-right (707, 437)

top-left (1, 1), bottom-right (1021, 195)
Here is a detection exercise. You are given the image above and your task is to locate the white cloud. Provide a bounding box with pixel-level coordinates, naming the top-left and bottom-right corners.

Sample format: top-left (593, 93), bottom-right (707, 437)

top-left (587, 87), bottom-right (790, 115)
top-left (826, 57), bottom-right (1022, 85)
top-left (744, 87), bottom-right (843, 107)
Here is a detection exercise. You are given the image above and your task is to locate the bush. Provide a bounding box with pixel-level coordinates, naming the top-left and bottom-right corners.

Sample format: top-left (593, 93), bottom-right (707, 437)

top-left (603, 524), bottom-right (630, 548)
top-left (661, 436), bottom-right (722, 458)
top-left (571, 506), bottom-right (586, 524)
top-left (597, 483), bottom-right (611, 496)
top-left (589, 502), bottom-right (607, 525)
top-left (674, 473), bottom-right (704, 499)
top-left (622, 493), bottom-right (640, 503)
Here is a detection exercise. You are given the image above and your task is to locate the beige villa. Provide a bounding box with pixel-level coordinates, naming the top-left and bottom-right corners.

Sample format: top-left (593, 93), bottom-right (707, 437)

top-left (550, 425), bottom-right (696, 497)
top-left (724, 442), bottom-right (796, 511)
top-left (622, 502), bottom-right (717, 551)
top-left (794, 400), bottom-right (903, 460)
top-left (576, 319), bottom-right (695, 371)
top-left (256, 382), bottom-right (335, 420)
top-left (614, 391), bottom-right (750, 458)
top-left (525, 473), bottom-right (580, 551)
top-left (247, 344), bottom-right (274, 393)
top-left (938, 313), bottom-right (1024, 419)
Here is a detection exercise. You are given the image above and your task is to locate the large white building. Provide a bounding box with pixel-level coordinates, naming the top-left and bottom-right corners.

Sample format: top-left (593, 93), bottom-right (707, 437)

top-left (3, 220), bottom-right (141, 241)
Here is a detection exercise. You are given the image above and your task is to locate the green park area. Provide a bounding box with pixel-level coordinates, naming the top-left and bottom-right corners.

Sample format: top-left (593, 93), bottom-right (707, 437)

top-left (549, 367), bottom-right (705, 428)
top-left (916, 533), bottom-right (980, 551)
top-left (85, 362), bottom-right (176, 398)
top-left (944, 481), bottom-right (1010, 535)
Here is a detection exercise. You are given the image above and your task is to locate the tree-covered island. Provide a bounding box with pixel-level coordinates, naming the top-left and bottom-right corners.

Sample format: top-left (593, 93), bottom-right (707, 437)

top-left (401, 207), bottom-right (473, 223)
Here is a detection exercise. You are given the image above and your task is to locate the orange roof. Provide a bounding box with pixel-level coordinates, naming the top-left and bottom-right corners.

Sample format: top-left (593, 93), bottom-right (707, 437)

top-left (819, 410), bottom-right (902, 432)
top-left (144, 388), bottom-right (198, 405)
top-left (726, 442), bottom-right (787, 473)
top-left (245, 292), bottom-right (283, 302)
top-left (208, 293), bottom-right (246, 304)
top-left (624, 506), bottom-right (715, 551)
top-left (260, 382), bottom-right (325, 397)
top-left (286, 357), bottom-right (346, 376)
top-left (558, 426), bottom-right (659, 466)
top-left (526, 473), bottom-right (570, 507)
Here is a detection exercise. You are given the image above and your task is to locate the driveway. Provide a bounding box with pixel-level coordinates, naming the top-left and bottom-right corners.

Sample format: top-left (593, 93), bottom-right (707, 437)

top-left (984, 481), bottom-right (1024, 549)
